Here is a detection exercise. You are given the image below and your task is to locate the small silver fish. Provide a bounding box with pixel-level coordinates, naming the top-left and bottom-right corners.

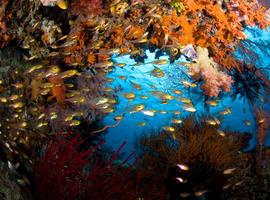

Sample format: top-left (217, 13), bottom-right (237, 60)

top-left (176, 164), bottom-right (189, 171)
top-left (176, 177), bottom-right (187, 183)
top-left (223, 168), bottom-right (237, 175)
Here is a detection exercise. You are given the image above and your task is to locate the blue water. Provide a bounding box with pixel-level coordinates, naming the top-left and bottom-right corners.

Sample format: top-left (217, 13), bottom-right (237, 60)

top-left (102, 26), bottom-right (270, 154)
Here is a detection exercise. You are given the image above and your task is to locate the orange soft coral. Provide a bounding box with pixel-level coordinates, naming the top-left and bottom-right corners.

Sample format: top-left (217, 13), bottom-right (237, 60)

top-left (48, 75), bottom-right (66, 107)
top-left (110, 26), bottom-right (125, 46)
top-left (87, 52), bottom-right (96, 64)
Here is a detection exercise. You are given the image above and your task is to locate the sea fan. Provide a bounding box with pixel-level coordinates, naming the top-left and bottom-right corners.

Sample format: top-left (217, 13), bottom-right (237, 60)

top-left (33, 133), bottom-right (166, 200)
top-left (138, 115), bottom-right (247, 199)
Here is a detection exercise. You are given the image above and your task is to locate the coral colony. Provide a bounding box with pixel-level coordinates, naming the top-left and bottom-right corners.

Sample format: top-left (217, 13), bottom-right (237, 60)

top-left (0, 0), bottom-right (269, 199)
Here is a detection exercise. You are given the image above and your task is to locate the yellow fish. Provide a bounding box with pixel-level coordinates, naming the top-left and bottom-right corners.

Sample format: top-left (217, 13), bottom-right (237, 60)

top-left (49, 112), bottom-right (58, 120)
top-left (219, 107), bottom-right (232, 115)
top-left (66, 96), bottom-right (86, 104)
top-left (160, 110), bottom-right (167, 114)
top-left (41, 83), bottom-right (53, 89)
top-left (178, 97), bottom-right (191, 104)
top-left (257, 118), bottom-right (265, 124)
top-left (180, 193), bottom-right (191, 198)
top-left (130, 81), bottom-right (142, 90)
top-left (137, 122), bottom-right (146, 126)
top-left (130, 104), bottom-right (145, 113)
top-left (13, 83), bottom-right (24, 89)
top-left (106, 78), bottom-right (114, 83)
top-left (9, 95), bottom-right (20, 101)
top-left (27, 65), bottom-right (43, 73)
top-left (108, 98), bottom-right (117, 104)
top-left (176, 164), bottom-right (189, 171)
top-left (59, 70), bottom-right (79, 79)
top-left (141, 110), bottom-right (156, 116)
top-left (217, 130), bottom-right (225, 137)
top-left (96, 97), bottom-right (109, 105)
top-left (223, 184), bottom-right (232, 190)
top-left (122, 92), bottom-right (135, 100)
top-left (206, 118), bottom-right (220, 126)
top-left (103, 107), bottom-right (115, 113)
top-left (36, 122), bottom-right (48, 128)
top-left (171, 119), bottom-right (182, 124)
top-left (161, 94), bottom-right (174, 100)
top-left (44, 66), bottom-right (61, 78)
top-left (98, 48), bottom-right (120, 55)
top-left (115, 63), bottom-right (126, 67)
top-left (9, 102), bottom-right (24, 109)
top-left (173, 90), bottom-right (183, 95)
top-left (173, 111), bottom-right (181, 115)
top-left (102, 87), bottom-right (113, 92)
top-left (92, 61), bottom-right (114, 69)
top-left (182, 105), bottom-right (196, 112)
top-left (140, 95), bottom-right (148, 99)
top-left (244, 120), bottom-right (251, 126)
top-left (206, 100), bottom-right (218, 106)
top-left (223, 168), bottom-right (237, 175)
top-left (181, 79), bottom-right (197, 88)
top-left (56, 0), bottom-right (68, 9)
top-left (19, 122), bottom-right (28, 128)
top-left (162, 126), bottom-right (175, 132)
top-left (148, 59), bottom-right (168, 65)
top-left (172, 133), bottom-right (177, 140)
top-left (38, 113), bottom-right (46, 120)
top-left (69, 120), bottom-right (81, 127)
top-left (149, 67), bottom-right (165, 78)
top-left (118, 76), bottom-right (127, 80)
top-left (114, 115), bottom-right (123, 121)
top-left (194, 190), bottom-right (208, 197)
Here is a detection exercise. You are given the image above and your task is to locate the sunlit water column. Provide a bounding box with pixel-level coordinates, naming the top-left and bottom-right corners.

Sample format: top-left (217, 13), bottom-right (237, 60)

top-left (102, 27), bottom-right (270, 155)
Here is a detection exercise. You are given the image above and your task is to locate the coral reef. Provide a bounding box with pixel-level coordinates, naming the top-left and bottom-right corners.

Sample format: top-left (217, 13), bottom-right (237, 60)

top-left (0, 0), bottom-right (269, 199)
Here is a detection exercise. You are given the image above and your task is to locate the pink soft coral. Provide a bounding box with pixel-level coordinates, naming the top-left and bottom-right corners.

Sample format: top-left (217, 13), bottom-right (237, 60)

top-left (188, 47), bottom-right (233, 97)
top-left (200, 67), bottom-right (233, 97)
